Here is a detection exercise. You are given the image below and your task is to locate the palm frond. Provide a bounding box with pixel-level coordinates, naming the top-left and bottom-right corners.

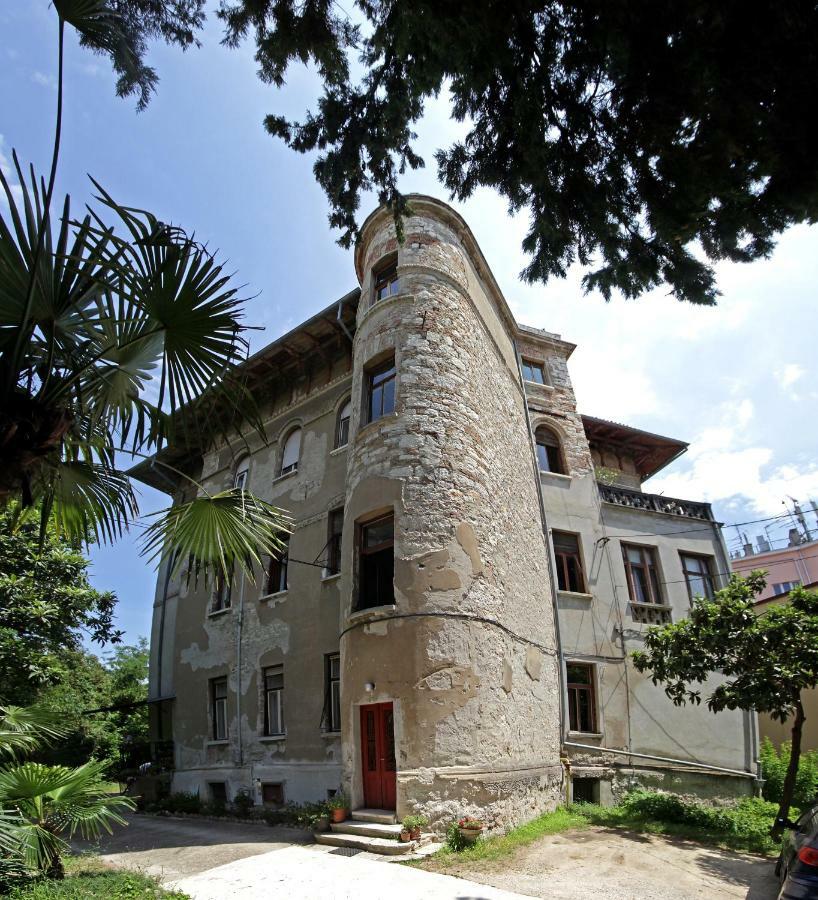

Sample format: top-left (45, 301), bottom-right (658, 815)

top-left (141, 489), bottom-right (291, 585)
top-left (0, 707), bottom-right (67, 759)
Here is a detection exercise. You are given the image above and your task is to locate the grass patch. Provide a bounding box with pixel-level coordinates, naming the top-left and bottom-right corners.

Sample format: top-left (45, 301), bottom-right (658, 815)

top-left (6, 856), bottom-right (189, 899)
top-left (415, 790), bottom-right (780, 872)
top-left (409, 806), bottom-right (588, 869)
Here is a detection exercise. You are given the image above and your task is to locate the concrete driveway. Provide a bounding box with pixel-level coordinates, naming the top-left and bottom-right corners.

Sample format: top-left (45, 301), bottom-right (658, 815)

top-left (84, 814), bottom-right (532, 899)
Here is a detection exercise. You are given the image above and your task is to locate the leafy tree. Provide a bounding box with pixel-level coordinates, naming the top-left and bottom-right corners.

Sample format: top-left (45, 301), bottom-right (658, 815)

top-left (218, 0), bottom-right (818, 304)
top-left (632, 572), bottom-right (818, 836)
top-left (0, 506), bottom-right (120, 707)
top-left (1, 1), bottom-right (289, 583)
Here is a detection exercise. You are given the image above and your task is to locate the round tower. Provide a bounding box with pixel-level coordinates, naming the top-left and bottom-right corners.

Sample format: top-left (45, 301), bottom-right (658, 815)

top-left (338, 196), bottom-right (562, 829)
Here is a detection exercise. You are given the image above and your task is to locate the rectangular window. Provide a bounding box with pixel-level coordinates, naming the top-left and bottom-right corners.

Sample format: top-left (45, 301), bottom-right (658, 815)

top-left (566, 662), bottom-right (597, 733)
top-left (358, 513), bottom-right (395, 610)
top-left (325, 653), bottom-right (341, 732)
top-left (211, 574), bottom-right (232, 613)
top-left (373, 262), bottom-right (399, 302)
top-left (773, 580), bottom-right (801, 595)
top-left (553, 531), bottom-right (586, 593)
top-left (366, 358), bottom-right (396, 423)
top-left (263, 664), bottom-right (284, 736)
top-left (208, 782), bottom-right (227, 804)
top-left (262, 782), bottom-right (284, 805)
top-left (623, 544), bottom-right (670, 624)
top-left (326, 509), bottom-right (344, 576)
top-left (266, 535), bottom-right (289, 595)
top-left (680, 553), bottom-right (716, 601)
top-left (210, 677), bottom-right (228, 741)
top-left (521, 358), bottom-right (546, 384)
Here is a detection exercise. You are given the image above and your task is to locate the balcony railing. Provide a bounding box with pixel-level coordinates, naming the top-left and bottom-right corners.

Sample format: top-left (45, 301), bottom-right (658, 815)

top-left (598, 483), bottom-right (713, 521)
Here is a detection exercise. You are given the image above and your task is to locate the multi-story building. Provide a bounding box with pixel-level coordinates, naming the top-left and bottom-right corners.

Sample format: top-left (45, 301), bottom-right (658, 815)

top-left (134, 196), bottom-right (758, 833)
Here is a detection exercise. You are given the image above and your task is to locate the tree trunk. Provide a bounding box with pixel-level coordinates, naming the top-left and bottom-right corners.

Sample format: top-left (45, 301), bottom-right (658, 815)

top-left (773, 699), bottom-right (805, 838)
top-left (46, 851), bottom-right (65, 880)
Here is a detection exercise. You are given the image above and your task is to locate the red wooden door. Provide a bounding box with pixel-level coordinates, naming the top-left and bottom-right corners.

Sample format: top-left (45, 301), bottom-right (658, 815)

top-left (360, 702), bottom-right (396, 810)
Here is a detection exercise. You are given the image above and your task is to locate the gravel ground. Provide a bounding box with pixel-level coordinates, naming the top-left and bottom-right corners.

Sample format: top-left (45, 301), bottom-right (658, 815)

top-left (420, 826), bottom-right (780, 900)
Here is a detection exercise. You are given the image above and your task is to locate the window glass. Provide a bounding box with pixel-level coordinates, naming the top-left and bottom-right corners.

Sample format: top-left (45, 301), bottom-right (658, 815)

top-left (680, 553), bottom-right (715, 601)
top-left (522, 359), bottom-right (546, 384)
top-left (280, 429), bottom-right (301, 475)
top-left (234, 458), bottom-right (250, 490)
top-left (367, 359), bottom-right (396, 423)
top-left (326, 509), bottom-right (344, 575)
top-left (622, 545), bottom-right (669, 623)
top-left (211, 677), bottom-right (228, 741)
top-left (212, 573), bottom-right (232, 612)
top-left (336, 400), bottom-right (351, 448)
top-left (566, 663), bottom-right (596, 732)
top-left (326, 653), bottom-right (341, 732)
top-left (535, 427), bottom-right (564, 474)
top-left (266, 534), bottom-right (290, 594)
top-left (263, 664), bottom-right (284, 736)
top-left (553, 531), bottom-right (586, 593)
top-left (358, 514), bottom-right (395, 609)
top-left (373, 262), bottom-right (399, 302)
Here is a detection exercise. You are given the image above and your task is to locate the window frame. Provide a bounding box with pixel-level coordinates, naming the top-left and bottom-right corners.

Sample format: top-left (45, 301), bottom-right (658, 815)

top-left (622, 543), bottom-right (664, 606)
top-left (211, 572), bottom-right (232, 613)
top-left (234, 457), bottom-right (250, 490)
top-left (279, 427), bottom-right (302, 477)
top-left (372, 257), bottom-right (399, 303)
top-left (356, 512), bottom-right (395, 610)
top-left (262, 782), bottom-right (285, 805)
top-left (265, 534), bottom-right (290, 595)
top-left (552, 531), bottom-right (587, 594)
top-left (679, 552), bottom-right (716, 602)
top-left (326, 508), bottom-right (344, 576)
top-left (521, 358), bottom-right (547, 385)
top-left (335, 399), bottom-right (352, 449)
top-left (535, 425), bottom-right (565, 475)
top-left (565, 661), bottom-right (598, 734)
top-left (263, 664), bottom-right (284, 737)
top-left (365, 357), bottom-right (397, 424)
top-left (210, 677), bottom-right (228, 742)
top-left (325, 653), bottom-right (341, 733)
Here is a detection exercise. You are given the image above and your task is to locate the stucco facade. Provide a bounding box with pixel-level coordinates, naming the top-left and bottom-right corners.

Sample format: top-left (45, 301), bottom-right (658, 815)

top-left (137, 196), bottom-right (757, 829)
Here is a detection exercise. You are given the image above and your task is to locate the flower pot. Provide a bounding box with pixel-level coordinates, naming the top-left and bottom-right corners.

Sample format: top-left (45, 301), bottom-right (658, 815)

top-left (458, 826), bottom-right (482, 845)
top-left (330, 807), bottom-right (348, 823)
top-left (400, 829), bottom-right (411, 842)
top-left (410, 827), bottom-right (421, 840)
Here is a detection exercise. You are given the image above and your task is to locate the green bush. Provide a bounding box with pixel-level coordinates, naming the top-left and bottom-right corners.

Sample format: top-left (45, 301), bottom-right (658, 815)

top-left (7, 869), bottom-right (187, 898)
top-left (159, 792), bottom-right (200, 815)
top-left (445, 821), bottom-right (468, 852)
top-left (262, 801), bottom-right (328, 829)
top-left (232, 790), bottom-right (254, 818)
top-left (0, 857), bottom-right (32, 896)
top-left (760, 738), bottom-right (818, 809)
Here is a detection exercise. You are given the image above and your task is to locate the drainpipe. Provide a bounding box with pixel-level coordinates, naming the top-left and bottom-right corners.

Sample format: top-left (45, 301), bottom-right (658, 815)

top-left (336, 298), bottom-right (355, 344)
top-left (235, 571), bottom-right (247, 770)
top-left (564, 741), bottom-right (755, 779)
top-left (513, 340), bottom-right (566, 741)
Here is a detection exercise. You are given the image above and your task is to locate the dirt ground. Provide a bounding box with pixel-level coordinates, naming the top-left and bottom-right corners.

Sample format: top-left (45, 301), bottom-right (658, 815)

top-left (421, 826), bottom-right (780, 900)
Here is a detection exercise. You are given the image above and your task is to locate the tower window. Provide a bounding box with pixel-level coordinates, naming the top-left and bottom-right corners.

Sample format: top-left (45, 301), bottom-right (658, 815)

top-left (373, 259), bottom-right (399, 302)
top-left (521, 358), bottom-right (547, 384)
top-left (535, 426), bottom-right (565, 474)
top-left (357, 513), bottom-right (395, 610)
top-left (366, 358), bottom-right (396, 423)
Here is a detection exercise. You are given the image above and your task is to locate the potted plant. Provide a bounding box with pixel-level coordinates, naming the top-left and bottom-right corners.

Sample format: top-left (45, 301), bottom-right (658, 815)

top-left (457, 815), bottom-right (483, 844)
top-left (402, 814), bottom-right (428, 841)
top-left (399, 825), bottom-right (411, 842)
top-left (327, 793), bottom-right (350, 823)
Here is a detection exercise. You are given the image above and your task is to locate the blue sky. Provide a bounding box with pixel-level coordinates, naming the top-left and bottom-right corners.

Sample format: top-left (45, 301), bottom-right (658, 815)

top-left (3, 3), bottom-right (817, 646)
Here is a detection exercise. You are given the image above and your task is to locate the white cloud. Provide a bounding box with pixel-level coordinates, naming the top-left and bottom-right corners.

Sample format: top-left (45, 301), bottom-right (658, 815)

top-left (775, 363), bottom-right (805, 389)
top-left (0, 134), bottom-right (23, 211)
top-left (31, 70), bottom-right (56, 89)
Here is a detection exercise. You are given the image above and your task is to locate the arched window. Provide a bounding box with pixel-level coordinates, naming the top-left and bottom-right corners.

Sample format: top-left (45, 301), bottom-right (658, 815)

top-left (335, 399), bottom-right (351, 449)
top-left (535, 426), bottom-right (566, 475)
top-left (234, 457), bottom-right (250, 490)
top-left (280, 428), bottom-right (302, 476)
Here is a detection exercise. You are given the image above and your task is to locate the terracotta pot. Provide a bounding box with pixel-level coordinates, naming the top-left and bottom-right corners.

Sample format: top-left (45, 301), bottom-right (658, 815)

top-left (410, 827), bottom-right (421, 840)
top-left (458, 826), bottom-right (482, 845)
top-left (330, 807), bottom-right (348, 823)
top-left (400, 829), bottom-right (411, 842)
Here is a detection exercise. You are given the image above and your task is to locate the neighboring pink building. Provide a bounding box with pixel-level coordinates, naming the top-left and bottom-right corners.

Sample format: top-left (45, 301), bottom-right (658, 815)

top-left (731, 531), bottom-right (818, 603)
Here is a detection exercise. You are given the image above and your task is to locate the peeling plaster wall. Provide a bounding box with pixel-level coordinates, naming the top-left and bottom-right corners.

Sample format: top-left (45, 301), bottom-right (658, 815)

top-left (340, 199), bottom-right (563, 830)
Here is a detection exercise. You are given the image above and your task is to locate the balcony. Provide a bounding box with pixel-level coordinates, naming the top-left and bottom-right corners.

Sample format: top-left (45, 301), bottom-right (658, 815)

top-left (598, 483), bottom-right (713, 521)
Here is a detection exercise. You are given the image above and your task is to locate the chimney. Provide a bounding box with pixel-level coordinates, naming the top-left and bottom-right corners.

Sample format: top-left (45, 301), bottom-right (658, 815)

top-left (756, 535), bottom-right (771, 553)
top-left (742, 531), bottom-right (754, 557)
top-left (788, 527), bottom-right (802, 547)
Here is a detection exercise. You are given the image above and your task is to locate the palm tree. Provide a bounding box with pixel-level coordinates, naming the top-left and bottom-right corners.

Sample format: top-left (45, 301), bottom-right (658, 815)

top-left (0, 1), bottom-right (289, 582)
top-left (0, 706), bottom-right (134, 880)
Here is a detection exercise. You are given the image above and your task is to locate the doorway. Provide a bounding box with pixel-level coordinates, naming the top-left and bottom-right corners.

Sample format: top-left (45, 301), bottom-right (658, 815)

top-left (360, 701), bottom-right (396, 810)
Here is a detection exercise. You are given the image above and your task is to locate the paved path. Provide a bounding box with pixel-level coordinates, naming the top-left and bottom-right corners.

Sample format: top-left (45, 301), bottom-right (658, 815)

top-left (170, 845), bottom-right (535, 900)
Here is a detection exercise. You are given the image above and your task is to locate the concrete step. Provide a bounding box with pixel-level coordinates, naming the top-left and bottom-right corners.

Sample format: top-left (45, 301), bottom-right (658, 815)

top-left (350, 808), bottom-right (397, 825)
top-left (314, 831), bottom-right (415, 855)
top-left (331, 820), bottom-right (403, 840)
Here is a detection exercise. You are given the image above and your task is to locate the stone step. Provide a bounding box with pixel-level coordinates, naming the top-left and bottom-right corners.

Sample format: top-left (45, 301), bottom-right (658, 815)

top-left (331, 820), bottom-right (403, 840)
top-left (350, 808), bottom-right (397, 825)
top-left (314, 831), bottom-right (415, 855)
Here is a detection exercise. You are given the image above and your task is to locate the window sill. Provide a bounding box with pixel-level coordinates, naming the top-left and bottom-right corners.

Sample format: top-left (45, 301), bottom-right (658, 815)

top-left (208, 608), bottom-right (231, 619)
top-left (330, 445), bottom-right (348, 457)
top-left (273, 469), bottom-right (297, 485)
top-left (207, 740), bottom-right (230, 747)
top-left (567, 731), bottom-right (604, 740)
top-left (259, 734), bottom-right (286, 743)
top-left (321, 572), bottom-right (341, 584)
top-left (524, 379), bottom-right (554, 391)
top-left (558, 590), bottom-right (594, 602)
top-left (540, 470), bottom-right (572, 483)
top-left (348, 603), bottom-right (397, 622)
top-left (260, 590), bottom-right (288, 603)
top-left (355, 412), bottom-right (399, 443)
top-left (320, 730), bottom-right (341, 739)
